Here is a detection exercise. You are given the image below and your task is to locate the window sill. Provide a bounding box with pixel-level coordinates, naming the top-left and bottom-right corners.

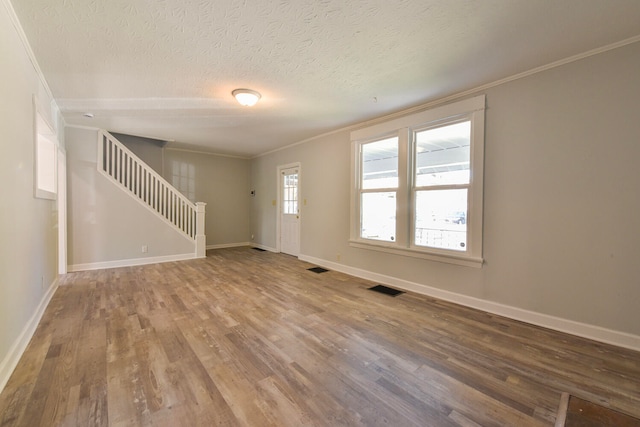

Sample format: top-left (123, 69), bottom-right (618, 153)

top-left (348, 240), bottom-right (483, 268)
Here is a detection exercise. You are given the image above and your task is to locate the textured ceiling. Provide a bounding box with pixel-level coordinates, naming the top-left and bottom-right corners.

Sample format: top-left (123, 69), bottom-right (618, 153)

top-left (10, 0), bottom-right (640, 157)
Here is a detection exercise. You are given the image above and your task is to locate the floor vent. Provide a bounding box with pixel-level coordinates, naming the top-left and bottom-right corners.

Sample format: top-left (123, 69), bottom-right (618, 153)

top-left (368, 285), bottom-right (405, 297)
top-left (252, 247), bottom-right (266, 252)
top-left (307, 267), bottom-right (329, 274)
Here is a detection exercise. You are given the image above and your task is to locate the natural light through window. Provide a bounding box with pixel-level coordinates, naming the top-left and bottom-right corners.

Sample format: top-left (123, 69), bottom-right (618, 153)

top-left (415, 121), bottom-right (470, 186)
top-left (414, 121), bottom-right (470, 251)
top-left (283, 173), bottom-right (298, 214)
top-left (415, 188), bottom-right (468, 251)
top-left (360, 137), bottom-right (398, 242)
top-left (350, 95), bottom-right (485, 267)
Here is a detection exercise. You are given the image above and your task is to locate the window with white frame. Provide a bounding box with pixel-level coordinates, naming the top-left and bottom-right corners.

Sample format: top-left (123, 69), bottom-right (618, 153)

top-left (351, 95), bottom-right (485, 267)
top-left (361, 136), bottom-right (398, 242)
top-left (34, 105), bottom-right (58, 200)
top-left (282, 172), bottom-right (299, 215)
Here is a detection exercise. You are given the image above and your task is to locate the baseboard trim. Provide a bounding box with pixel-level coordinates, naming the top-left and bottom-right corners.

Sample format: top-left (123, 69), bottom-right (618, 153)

top-left (250, 243), bottom-right (278, 253)
top-left (68, 253), bottom-right (198, 272)
top-left (206, 242), bottom-right (251, 250)
top-left (0, 276), bottom-right (59, 393)
top-left (298, 255), bottom-right (640, 352)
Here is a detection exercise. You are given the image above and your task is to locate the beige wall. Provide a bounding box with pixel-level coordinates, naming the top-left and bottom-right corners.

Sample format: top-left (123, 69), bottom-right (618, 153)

top-left (163, 149), bottom-right (250, 247)
top-left (250, 41), bottom-right (640, 340)
top-left (0, 2), bottom-right (61, 387)
top-left (480, 43), bottom-right (640, 334)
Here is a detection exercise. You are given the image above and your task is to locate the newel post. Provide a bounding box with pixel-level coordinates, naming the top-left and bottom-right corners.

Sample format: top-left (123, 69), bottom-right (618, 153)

top-left (195, 202), bottom-right (207, 258)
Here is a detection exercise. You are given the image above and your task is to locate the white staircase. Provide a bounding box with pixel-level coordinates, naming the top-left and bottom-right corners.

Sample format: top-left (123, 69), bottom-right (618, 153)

top-left (97, 130), bottom-right (206, 258)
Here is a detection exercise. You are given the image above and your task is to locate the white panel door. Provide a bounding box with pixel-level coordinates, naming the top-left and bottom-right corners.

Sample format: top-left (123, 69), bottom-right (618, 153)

top-left (280, 167), bottom-right (300, 256)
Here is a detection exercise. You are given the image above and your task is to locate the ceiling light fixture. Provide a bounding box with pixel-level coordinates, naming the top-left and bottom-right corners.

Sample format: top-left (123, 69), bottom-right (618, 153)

top-left (82, 112), bottom-right (94, 118)
top-left (232, 89), bottom-right (261, 107)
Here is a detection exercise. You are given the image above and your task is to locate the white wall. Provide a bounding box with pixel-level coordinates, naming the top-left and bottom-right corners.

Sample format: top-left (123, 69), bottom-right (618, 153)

top-left (66, 127), bottom-right (195, 269)
top-left (250, 41), bottom-right (640, 346)
top-left (0, 0), bottom-right (61, 390)
top-left (163, 149), bottom-right (250, 247)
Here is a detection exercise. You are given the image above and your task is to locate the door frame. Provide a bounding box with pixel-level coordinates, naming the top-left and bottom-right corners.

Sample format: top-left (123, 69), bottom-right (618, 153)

top-left (276, 162), bottom-right (301, 254)
top-left (57, 147), bottom-right (67, 275)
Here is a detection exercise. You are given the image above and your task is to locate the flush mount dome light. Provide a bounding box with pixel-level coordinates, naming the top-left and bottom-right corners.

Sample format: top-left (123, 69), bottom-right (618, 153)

top-left (232, 88), bottom-right (261, 107)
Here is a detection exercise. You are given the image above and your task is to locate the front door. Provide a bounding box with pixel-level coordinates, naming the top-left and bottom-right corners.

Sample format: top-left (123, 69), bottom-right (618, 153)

top-left (280, 166), bottom-right (300, 256)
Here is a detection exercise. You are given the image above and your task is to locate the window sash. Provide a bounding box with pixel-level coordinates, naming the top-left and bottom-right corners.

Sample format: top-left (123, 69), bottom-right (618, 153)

top-left (360, 191), bottom-right (397, 242)
top-left (413, 119), bottom-right (471, 188)
top-left (413, 187), bottom-right (469, 252)
top-left (360, 136), bottom-right (399, 190)
top-left (410, 118), bottom-right (473, 253)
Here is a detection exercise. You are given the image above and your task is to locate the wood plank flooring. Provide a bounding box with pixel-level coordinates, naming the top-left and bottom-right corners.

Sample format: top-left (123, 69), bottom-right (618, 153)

top-left (1, 247), bottom-right (639, 426)
top-left (562, 394), bottom-right (640, 426)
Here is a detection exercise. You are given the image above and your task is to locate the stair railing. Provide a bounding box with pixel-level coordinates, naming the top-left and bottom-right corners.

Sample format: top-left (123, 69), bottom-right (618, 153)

top-left (97, 130), bottom-right (206, 257)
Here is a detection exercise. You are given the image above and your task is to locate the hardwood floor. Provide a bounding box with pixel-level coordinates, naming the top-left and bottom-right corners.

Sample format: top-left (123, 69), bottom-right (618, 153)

top-left (1, 247), bottom-right (639, 426)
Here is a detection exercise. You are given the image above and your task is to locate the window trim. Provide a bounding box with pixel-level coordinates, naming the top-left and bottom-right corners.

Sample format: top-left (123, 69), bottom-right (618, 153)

top-left (350, 95), bottom-right (485, 267)
top-left (33, 97), bottom-right (58, 200)
top-left (358, 133), bottom-right (401, 243)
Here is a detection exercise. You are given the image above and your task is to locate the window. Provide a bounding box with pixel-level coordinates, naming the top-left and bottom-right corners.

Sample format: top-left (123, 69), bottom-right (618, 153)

top-left (360, 136), bottom-right (398, 242)
top-left (34, 104), bottom-right (58, 200)
top-left (351, 95), bottom-right (485, 267)
top-left (414, 120), bottom-right (470, 252)
top-left (283, 171), bottom-right (299, 214)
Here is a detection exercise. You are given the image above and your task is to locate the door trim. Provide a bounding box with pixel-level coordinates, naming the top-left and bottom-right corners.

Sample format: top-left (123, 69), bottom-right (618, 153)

top-left (276, 162), bottom-right (301, 255)
top-left (57, 148), bottom-right (67, 274)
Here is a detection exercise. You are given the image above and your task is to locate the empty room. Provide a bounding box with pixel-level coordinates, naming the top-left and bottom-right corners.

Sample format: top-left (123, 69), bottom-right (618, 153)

top-left (1, 0), bottom-right (639, 426)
